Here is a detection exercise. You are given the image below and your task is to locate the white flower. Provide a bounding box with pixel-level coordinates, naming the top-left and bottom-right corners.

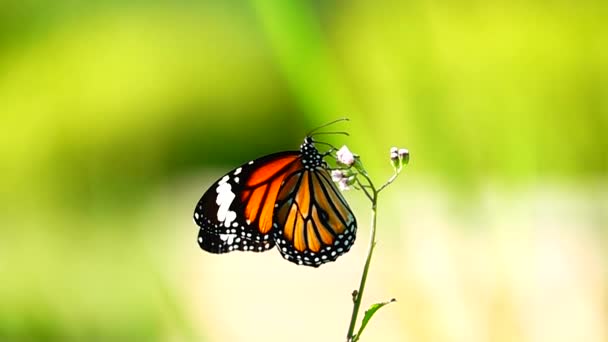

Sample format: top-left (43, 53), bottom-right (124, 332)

top-left (336, 145), bottom-right (355, 166)
top-left (338, 178), bottom-right (351, 191)
top-left (331, 170), bottom-right (345, 182)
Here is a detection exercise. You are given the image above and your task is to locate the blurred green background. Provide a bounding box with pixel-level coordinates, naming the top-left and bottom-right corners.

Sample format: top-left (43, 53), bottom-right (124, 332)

top-left (1, 1), bottom-right (606, 341)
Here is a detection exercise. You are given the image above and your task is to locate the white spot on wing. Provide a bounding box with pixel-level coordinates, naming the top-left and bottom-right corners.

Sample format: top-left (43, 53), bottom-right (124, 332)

top-left (216, 176), bottom-right (237, 227)
top-left (219, 233), bottom-right (236, 245)
top-left (234, 167), bottom-right (242, 175)
top-left (224, 212), bottom-right (237, 228)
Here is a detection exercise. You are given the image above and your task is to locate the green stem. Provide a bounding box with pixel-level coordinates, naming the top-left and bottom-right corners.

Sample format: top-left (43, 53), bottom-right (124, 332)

top-left (346, 191), bottom-right (378, 341)
top-left (346, 166), bottom-right (401, 341)
top-left (377, 166), bottom-right (401, 193)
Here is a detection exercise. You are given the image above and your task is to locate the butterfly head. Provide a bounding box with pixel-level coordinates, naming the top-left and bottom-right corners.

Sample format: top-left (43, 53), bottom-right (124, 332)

top-left (300, 136), bottom-right (325, 170)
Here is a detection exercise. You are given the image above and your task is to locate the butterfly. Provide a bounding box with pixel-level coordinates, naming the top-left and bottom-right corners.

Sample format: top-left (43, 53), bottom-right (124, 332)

top-left (193, 126), bottom-right (357, 267)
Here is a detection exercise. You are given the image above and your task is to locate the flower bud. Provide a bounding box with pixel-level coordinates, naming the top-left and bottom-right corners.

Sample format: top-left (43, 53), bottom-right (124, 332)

top-left (390, 147), bottom-right (400, 169)
top-left (398, 148), bottom-right (409, 165)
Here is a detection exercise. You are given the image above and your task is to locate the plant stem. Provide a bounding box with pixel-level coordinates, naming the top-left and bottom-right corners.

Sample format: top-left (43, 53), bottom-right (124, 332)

top-left (346, 167), bottom-right (401, 341)
top-left (377, 167), bottom-right (400, 193)
top-left (346, 191), bottom-right (378, 341)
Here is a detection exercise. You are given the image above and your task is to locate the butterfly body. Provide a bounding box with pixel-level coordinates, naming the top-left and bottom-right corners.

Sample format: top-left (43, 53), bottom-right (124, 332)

top-left (193, 137), bottom-right (357, 267)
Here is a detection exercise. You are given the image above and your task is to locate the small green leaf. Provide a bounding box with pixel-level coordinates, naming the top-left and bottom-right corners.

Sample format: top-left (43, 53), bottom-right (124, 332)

top-left (353, 298), bottom-right (396, 341)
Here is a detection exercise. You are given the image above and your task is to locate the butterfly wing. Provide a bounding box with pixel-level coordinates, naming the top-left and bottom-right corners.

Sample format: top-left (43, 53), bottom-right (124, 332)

top-left (194, 151), bottom-right (301, 254)
top-left (272, 167), bottom-right (357, 267)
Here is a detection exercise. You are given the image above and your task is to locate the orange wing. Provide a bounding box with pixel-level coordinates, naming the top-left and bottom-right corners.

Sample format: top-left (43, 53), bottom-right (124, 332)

top-left (240, 154), bottom-right (301, 234)
top-left (194, 151), bottom-right (300, 254)
top-left (272, 167), bottom-right (357, 267)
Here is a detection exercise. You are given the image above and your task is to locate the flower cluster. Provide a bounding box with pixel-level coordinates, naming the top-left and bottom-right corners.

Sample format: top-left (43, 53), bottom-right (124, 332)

top-left (331, 145), bottom-right (410, 192)
top-left (331, 145), bottom-right (358, 190)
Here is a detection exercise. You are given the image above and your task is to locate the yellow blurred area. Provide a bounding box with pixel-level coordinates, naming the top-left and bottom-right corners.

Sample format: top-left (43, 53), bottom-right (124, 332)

top-left (0, 1), bottom-right (606, 341)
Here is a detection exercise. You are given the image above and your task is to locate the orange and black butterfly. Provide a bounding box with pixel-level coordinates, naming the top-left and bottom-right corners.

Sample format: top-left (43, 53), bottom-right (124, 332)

top-left (193, 125), bottom-right (356, 267)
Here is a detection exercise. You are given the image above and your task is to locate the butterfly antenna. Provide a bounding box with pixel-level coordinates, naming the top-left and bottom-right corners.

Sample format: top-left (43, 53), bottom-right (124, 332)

top-left (306, 117), bottom-right (350, 136)
top-left (313, 140), bottom-right (340, 150)
top-left (309, 131), bottom-right (350, 138)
